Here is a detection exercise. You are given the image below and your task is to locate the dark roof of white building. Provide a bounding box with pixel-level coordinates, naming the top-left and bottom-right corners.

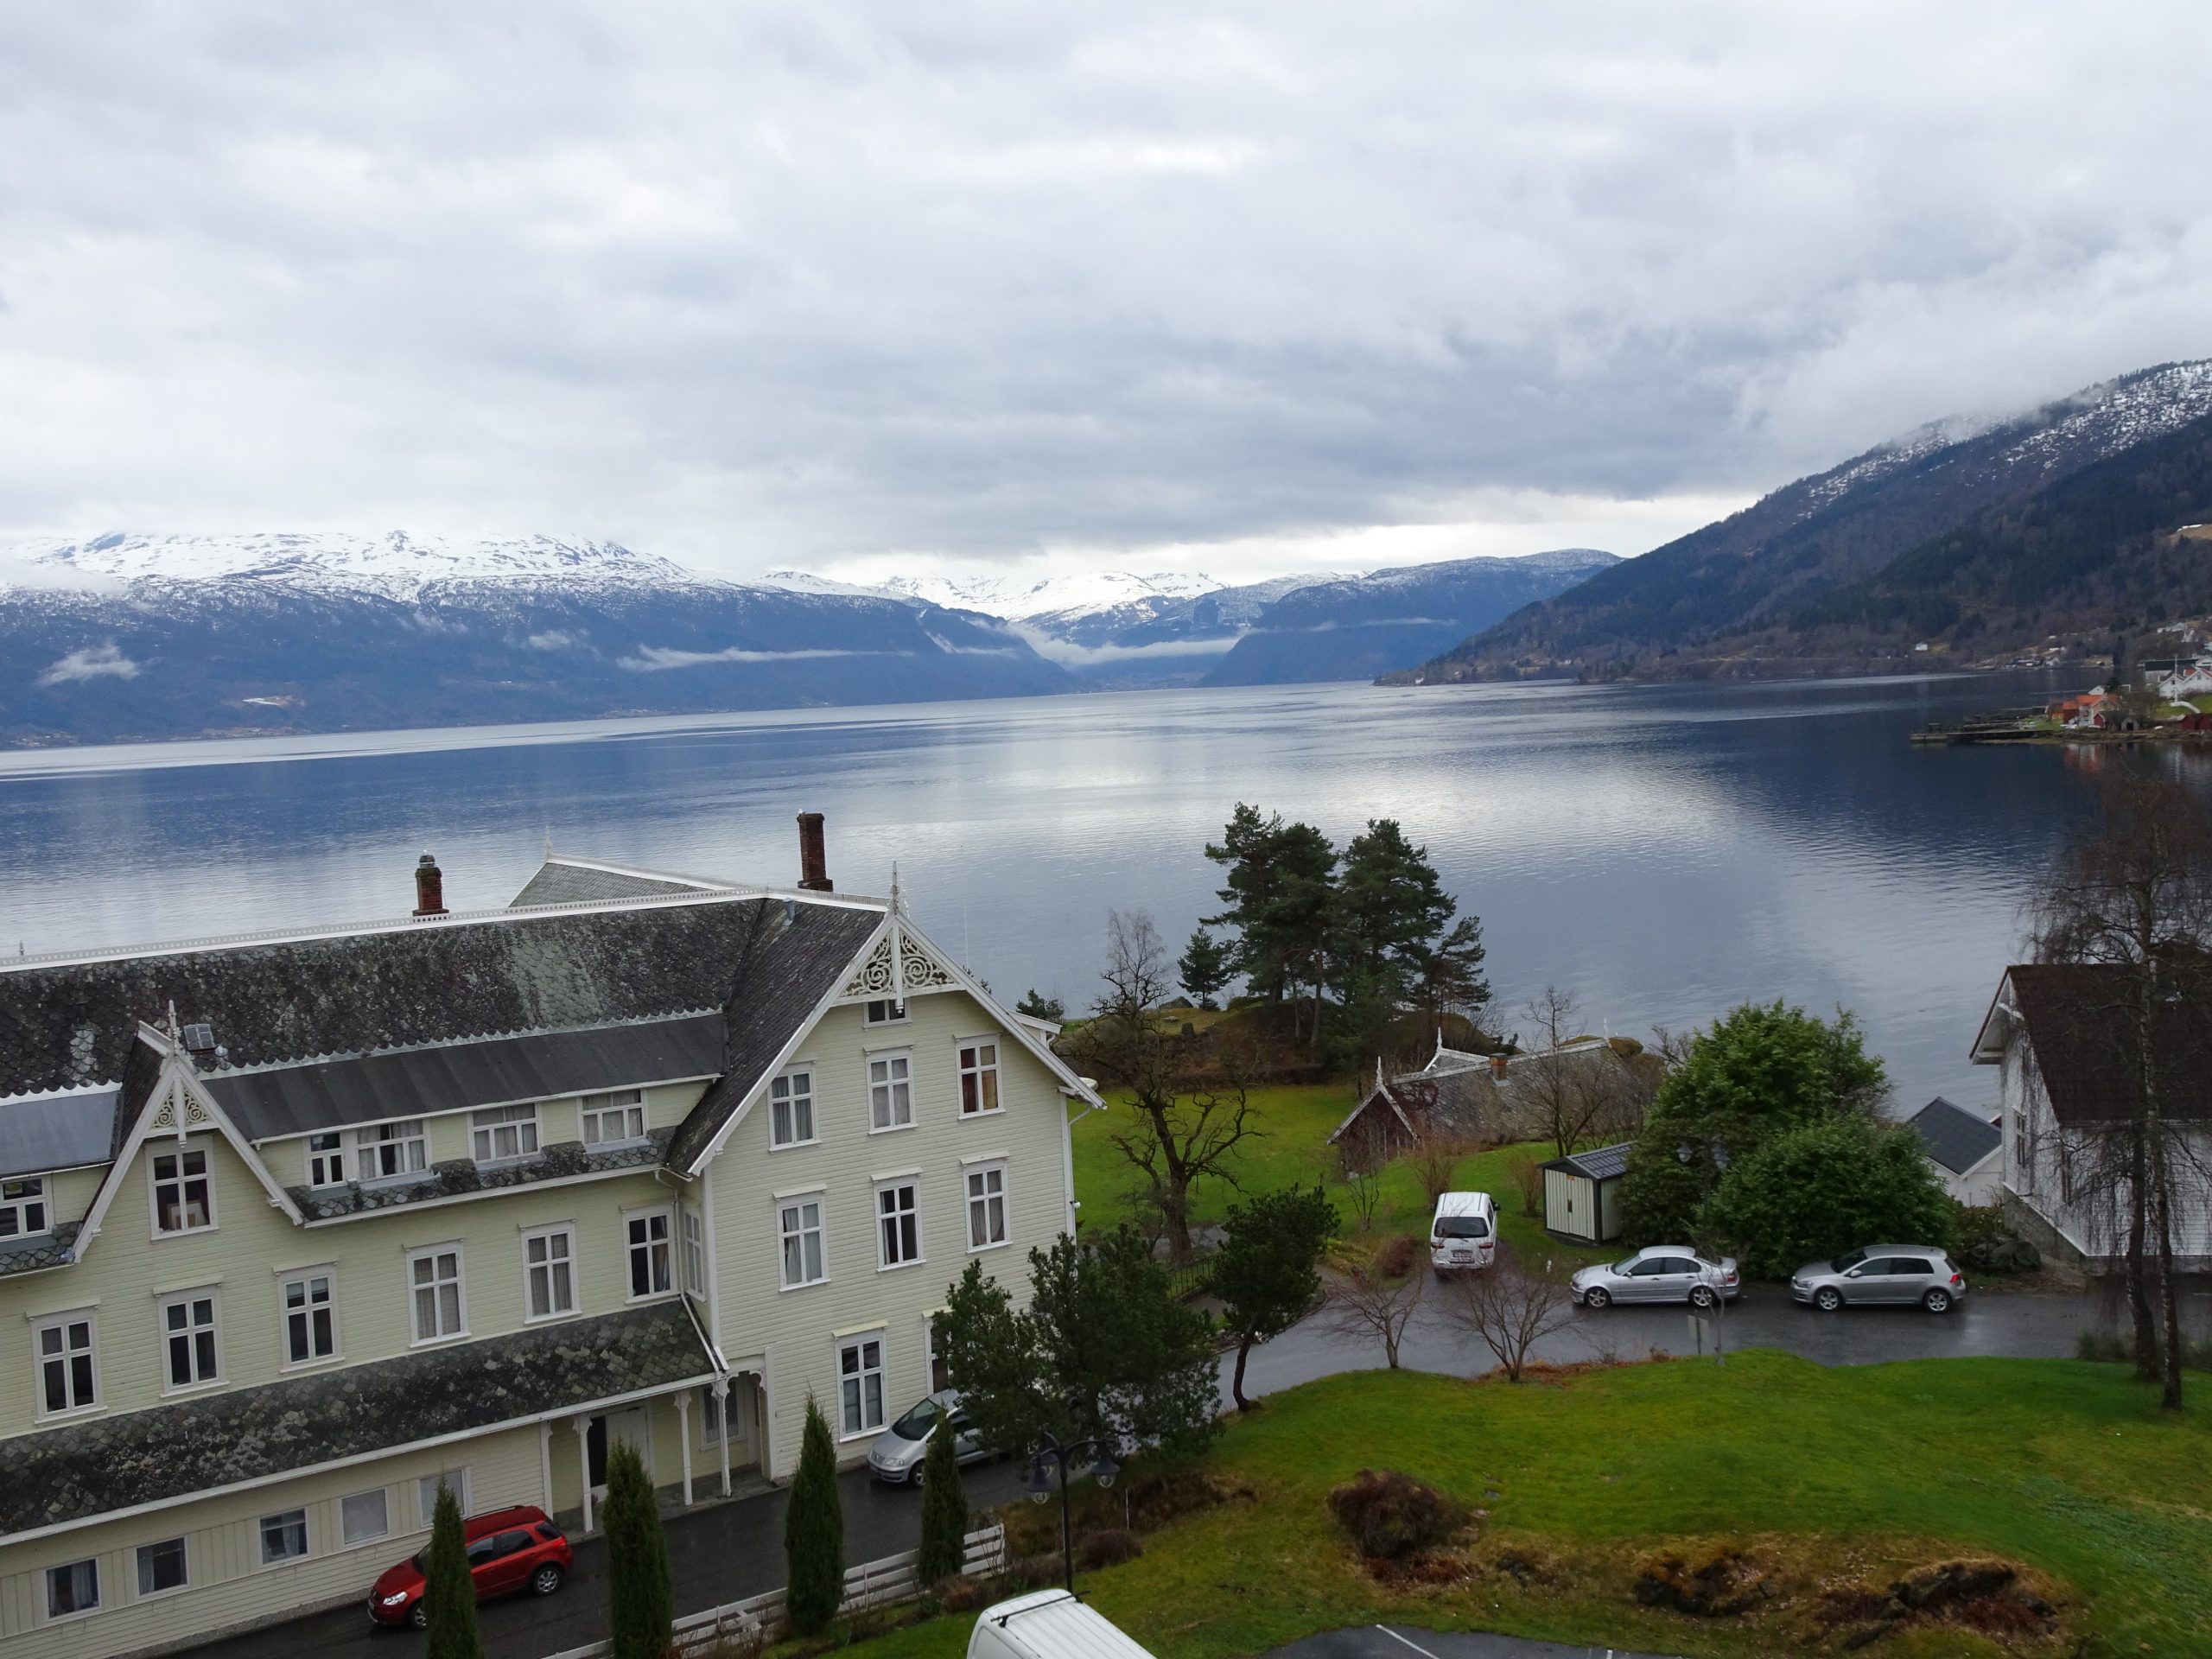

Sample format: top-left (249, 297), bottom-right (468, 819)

top-left (1907, 1095), bottom-right (2002, 1174)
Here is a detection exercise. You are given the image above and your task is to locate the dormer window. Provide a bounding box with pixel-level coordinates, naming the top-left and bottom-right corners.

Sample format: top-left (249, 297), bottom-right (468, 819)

top-left (353, 1119), bottom-right (429, 1181)
top-left (150, 1146), bottom-right (214, 1234)
top-left (0, 1176), bottom-right (48, 1238)
top-left (306, 1133), bottom-right (346, 1189)
top-left (581, 1089), bottom-right (646, 1147)
top-left (865, 999), bottom-right (907, 1026)
top-left (470, 1103), bottom-right (540, 1165)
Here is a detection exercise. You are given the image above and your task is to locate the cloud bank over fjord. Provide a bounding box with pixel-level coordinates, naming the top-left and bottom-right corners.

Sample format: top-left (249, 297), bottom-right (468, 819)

top-left (3, 3), bottom-right (2209, 586)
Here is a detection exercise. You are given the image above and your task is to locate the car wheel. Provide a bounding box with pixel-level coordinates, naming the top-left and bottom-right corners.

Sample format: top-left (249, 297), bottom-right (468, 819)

top-left (1923, 1288), bottom-right (1953, 1315)
top-left (910, 1462), bottom-right (928, 1487)
top-left (1688, 1285), bottom-right (1717, 1310)
top-left (531, 1564), bottom-right (565, 1597)
top-left (408, 1602), bottom-right (430, 1630)
top-left (1814, 1287), bottom-right (1843, 1313)
top-left (1582, 1286), bottom-right (1611, 1309)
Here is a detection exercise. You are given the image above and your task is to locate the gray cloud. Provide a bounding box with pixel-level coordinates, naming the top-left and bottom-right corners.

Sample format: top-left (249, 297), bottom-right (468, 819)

top-left (35, 643), bottom-right (141, 685)
top-left (619, 643), bottom-right (880, 671)
top-left (1, 3), bottom-right (2209, 584)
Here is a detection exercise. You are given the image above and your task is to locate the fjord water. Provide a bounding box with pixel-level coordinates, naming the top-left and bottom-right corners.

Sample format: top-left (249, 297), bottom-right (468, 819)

top-left (0, 673), bottom-right (2145, 1112)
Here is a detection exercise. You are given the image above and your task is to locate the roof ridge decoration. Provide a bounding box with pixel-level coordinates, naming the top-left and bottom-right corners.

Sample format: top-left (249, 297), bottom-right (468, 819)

top-left (840, 872), bottom-right (958, 1002)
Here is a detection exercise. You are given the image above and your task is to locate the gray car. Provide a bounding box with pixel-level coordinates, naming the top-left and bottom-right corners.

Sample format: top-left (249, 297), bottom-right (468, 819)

top-left (865, 1390), bottom-right (988, 1484)
top-left (1571, 1244), bottom-right (1740, 1309)
top-left (1792, 1245), bottom-right (1967, 1313)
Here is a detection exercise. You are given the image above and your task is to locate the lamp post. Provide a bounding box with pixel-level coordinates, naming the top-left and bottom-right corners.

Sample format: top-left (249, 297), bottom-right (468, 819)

top-left (1025, 1429), bottom-right (1121, 1592)
top-left (1676, 1141), bottom-right (1732, 1367)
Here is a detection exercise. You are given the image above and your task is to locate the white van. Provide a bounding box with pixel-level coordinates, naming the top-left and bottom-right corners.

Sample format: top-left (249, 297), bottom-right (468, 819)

top-left (967, 1590), bottom-right (1158, 1659)
top-left (1430, 1190), bottom-right (1497, 1273)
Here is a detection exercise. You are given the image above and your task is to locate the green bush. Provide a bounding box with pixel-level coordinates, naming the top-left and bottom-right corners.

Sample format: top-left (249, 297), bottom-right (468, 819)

top-left (915, 1415), bottom-right (970, 1587)
top-left (783, 1396), bottom-right (845, 1635)
top-left (1699, 1116), bottom-right (1954, 1278)
top-left (423, 1480), bottom-right (483, 1659)
top-left (604, 1440), bottom-right (672, 1659)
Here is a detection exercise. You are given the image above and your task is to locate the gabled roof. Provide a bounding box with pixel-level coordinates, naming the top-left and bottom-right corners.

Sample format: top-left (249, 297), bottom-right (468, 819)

top-left (1330, 1040), bottom-right (1651, 1146)
top-left (1974, 963), bottom-right (2212, 1127)
top-left (1906, 1096), bottom-right (2002, 1175)
top-left (0, 1301), bottom-right (713, 1540)
top-left (509, 855), bottom-right (731, 908)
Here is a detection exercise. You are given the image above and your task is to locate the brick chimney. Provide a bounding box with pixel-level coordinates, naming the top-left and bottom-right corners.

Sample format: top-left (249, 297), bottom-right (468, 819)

top-left (413, 852), bottom-right (448, 917)
top-left (796, 812), bottom-right (833, 892)
top-left (1490, 1052), bottom-right (1509, 1079)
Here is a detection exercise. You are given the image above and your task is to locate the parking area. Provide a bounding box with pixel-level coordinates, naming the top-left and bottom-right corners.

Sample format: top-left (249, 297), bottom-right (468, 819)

top-left (1263, 1624), bottom-right (1682, 1659)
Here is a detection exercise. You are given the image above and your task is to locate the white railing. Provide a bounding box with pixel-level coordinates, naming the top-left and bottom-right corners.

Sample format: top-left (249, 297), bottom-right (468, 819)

top-left (543, 1522), bottom-right (1007, 1659)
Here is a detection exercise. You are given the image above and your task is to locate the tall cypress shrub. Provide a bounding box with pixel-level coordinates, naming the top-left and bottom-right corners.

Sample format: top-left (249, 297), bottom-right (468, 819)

top-left (423, 1479), bottom-right (484, 1659)
top-left (783, 1395), bottom-right (845, 1635)
top-left (604, 1441), bottom-right (674, 1659)
top-left (915, 1417), bottom-right (970, 1588)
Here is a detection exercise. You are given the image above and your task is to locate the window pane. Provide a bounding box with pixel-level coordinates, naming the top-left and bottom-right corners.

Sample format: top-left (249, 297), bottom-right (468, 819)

top-left (137, 1536), bottom-right (188, 1595)
top-left (48, 1559), bottom-right (99, 1617)
top-left (341, 1490), bottom-right (390, 1546)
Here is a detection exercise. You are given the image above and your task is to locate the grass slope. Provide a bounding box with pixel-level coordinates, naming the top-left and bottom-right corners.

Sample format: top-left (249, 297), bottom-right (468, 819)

top-left (853, 1353), bottom-right (2212, 1659)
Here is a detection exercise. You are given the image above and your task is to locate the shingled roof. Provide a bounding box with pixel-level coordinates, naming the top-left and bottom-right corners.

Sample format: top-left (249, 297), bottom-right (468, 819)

top-left (1906, 1096), bottom-right (2002, 1174)
top-left (1989, 963), bottom-right (2212, 1127)
top-left (0, 896), bottom-right (874, 1100)
top-left (0, 1302), bottom-right (713, 1538)
top-left (510, 856), bottom-right (728, 908)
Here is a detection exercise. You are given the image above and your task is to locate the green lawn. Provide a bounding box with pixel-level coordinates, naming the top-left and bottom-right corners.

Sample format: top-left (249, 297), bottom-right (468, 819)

top-left (842, 1354), bottom-right (2212, 1658)
top-left (1069, 1082), bottom-right (1617, 1268)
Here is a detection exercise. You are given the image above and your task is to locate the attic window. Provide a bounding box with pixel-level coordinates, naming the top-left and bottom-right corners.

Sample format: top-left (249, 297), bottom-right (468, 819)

top-left (0, 1177), bottom-right (48, 1239)
top-left (181, 1024), bottom-right (214, 1053)
top-left (865, 999), bottom-right (907, 1026)
top-left (150, 1147), bottom-right (213, 1234)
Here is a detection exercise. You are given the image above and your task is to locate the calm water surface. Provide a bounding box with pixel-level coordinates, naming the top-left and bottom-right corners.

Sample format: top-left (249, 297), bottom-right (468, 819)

top-left (0, 673), bottom-right (2164, 1113)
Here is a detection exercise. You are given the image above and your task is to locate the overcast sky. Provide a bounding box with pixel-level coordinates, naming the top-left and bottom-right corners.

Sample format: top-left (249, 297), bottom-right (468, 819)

top-left (3, 3), bottom-right (2210, 588)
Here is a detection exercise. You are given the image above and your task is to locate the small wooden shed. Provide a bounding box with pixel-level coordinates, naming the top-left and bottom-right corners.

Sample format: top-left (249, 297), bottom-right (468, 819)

top-left (1541, 1141), bottom-right (1631, 1245)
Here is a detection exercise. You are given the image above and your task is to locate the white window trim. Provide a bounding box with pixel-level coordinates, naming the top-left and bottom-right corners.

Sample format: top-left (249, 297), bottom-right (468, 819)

top-left (134, 1536), bottom-right (190, 1602)
top-left (1, 1174), bottom-right (52, 1240)
top-left (965, 1160), bottom-right (1010, 1254)
top-left (469, 1103), bottom-right (542, 1166)
top-left (623, 1204), bottom-right (677, 1304)
top-left (416, 1467), bottom-right (472, 1529)
top-left (147, 1140), bottom-right (219, 1238)
top-left (580, 1087), bottom-right (650, 1149)
top-left (523, 1223), bottom-right (581, 1323)
top-left (874, 1178), bottom-right (924, 1273)
top-left (836, 1328), bottom-right (889, 1441)
top-left (766, 1065), bottom-right (819, 1152)
top-left (405, 1243), bottom-right (469, 1348)
top-left (256, 1508), bottom-right (311, 1570)
top-left (680, 1206), bottom-right (707, 1302)
top-left (339, 1487), bottom-right (392, 1550)
top-left (33, 1306), bottom-right (101, 1422)
top-left (956, 1034), bottom-right (1005, 1117)
top-left (305, 1133), bottom-right (347, 1191)
top-left (353, 1118), bottom-right (431, 1185)
top-left (866, 1047), bottom-right (917, 1136)
top-left (156, 1285), bottom-right (225, 1395)
top-left (43, 1558), bottom-right (102, 1624)
top-left (777, 1192), bottom-right (829, 1292)
top-left (864, 998), bottom-right (909, 1026)
top-left (277, 1265), bottom-right (342, 1372)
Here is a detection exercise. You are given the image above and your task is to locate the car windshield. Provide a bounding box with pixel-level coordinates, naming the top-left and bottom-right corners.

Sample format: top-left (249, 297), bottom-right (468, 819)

top-left (1611, 1258), bottom-right (1637, 1274)
top-left (1833, 1248), bottom-right (1869, 1271)
top-left (1435, 1217), bottom-right (1490, 1238)
top-left (889, 1398), bottom-right (941, 1440)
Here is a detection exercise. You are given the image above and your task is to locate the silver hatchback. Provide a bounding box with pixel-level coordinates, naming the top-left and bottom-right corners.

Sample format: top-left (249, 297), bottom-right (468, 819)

top-left (1791, 1245), bottom-right (1967, 1314)
top-left (1571, 1245), bottom-right (1740, 1309)
top-left (866, 1390), bottom-right (988, 1484)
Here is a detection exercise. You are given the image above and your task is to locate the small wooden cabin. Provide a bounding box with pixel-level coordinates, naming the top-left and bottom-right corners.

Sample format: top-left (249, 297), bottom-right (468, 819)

top-left (1541, 1141), bottom-right (1631, 1245)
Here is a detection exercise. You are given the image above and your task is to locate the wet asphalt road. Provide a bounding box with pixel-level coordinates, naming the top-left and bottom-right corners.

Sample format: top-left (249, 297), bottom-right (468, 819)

top-left (1266, 1623), bottom-right (1682, 1659)
top-left (203, 1280), bottom-right (2160, 1659)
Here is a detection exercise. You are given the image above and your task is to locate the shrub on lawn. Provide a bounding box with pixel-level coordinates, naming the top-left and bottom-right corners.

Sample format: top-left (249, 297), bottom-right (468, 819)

top-left (1077, 1528), bottom-right (1144, 1570)
top-left (1326, 1469), bottom-right (1469, 1560)
top-left (1373, 1233), bottom-right (1418, 1278)
top-left (937, 1574), bottom-right (992, 1615)
top-left (1503, 1152), bottom-right (1543, 1217)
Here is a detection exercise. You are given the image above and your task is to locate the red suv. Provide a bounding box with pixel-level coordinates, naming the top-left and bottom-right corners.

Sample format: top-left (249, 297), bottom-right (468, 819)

top-left (367, 1505), bottom-right (572, 1628)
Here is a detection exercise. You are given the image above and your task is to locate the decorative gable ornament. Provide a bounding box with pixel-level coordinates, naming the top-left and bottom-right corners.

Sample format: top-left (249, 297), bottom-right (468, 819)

top-left (838, 868), bottom-right (957, 1003)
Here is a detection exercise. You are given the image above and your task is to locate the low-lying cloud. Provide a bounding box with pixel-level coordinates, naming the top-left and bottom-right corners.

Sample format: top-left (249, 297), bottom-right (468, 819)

top-left (35, 642), bottom-right (140, 685)
top-left (620, 643), bottom-right (885, 671)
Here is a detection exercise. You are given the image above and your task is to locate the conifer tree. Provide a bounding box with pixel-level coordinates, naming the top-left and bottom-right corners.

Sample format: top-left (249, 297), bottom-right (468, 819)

top-left (423, 1479), bottom-right (484, 1659)
top-left (915, 1414), bottom-right (970, 1588)
top-left (783, 1395), bottom-right (845, 1635)
top-left (604, 1441), bottom-right (673, 1659)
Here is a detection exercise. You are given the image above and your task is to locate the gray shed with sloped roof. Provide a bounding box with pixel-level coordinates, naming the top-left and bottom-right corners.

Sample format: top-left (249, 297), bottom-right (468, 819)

top-left (1540, 1141), bottom-right (1630, 1245)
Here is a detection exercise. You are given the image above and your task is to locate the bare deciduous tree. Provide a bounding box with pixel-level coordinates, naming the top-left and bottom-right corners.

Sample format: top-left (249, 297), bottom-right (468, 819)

top-left (1439, 1248), bottom-right (1578, 1382)
top-left (1333, 1151), bottom-right (1383, 1235)
top-left (1518, 986), bottom-right (1647, 1158)
top-left (1319, 1238), bottom-right (1425, 1369)
top-left (1411, 1130), bottom-right (1476, 1209)
top-left (1074, 909), bottom-right (1262, 1263)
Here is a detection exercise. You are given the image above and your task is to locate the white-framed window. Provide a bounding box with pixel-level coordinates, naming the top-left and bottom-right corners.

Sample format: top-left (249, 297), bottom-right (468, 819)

top-left (582, 1088), bottom-right (647, 1147)
top-left (46, 1558), bottom-right (99, 1620)
top-left (35, 1309), bottom-right (99, 1418)
top-left (470, 1103), bottom-right (540, 1164)
top-left (281, 1268), bottom-right (339, 1366)
top-left (681, 1208), bottom-right (706, 1299)
top-left (779, 1195), bottom-right (826, 1288)
top-left (160, 1287), bottom-right (221, 1391)
top-left (958, 1040), bottom-right (1001, 1116)
top-left (136, 1536), bottom-right (188, 1598)
top-left (259, 1509), bottom-right (308, 1566)
top-left (306, 1132), bottom-right (346, 1188)
top-left (524, 1225), bottom-right (577, 1319)
top-left (768, 1068), bottom-right (816, 1148)
top-left (408, 1244), bottom-right (467, 1344)
top-left (354, 1119), bottom-right (429, 1181)
top-left (340, 1488), bottom-right (391, 1547)
top-left (702, 1385), bottom-right (733, 1446)
top-left (865, 998), bottom-right (907, 1025)
top-left (0, 1175), bottom-right (49, 1238)
top-left (626, 1207), bottom-right (674, 1300)
top-left (966, 1164), bottom-right (1007, 1250)
top-left (877, 1180), bottom-right (921, 1269)
top-left (149, 1144), bottom-right (214, 1233)
top-left (417, 1469), bottom-right (470, 1528)
top-left (868, 1052), bottom-right (913, 1132)
top-left (837, 1332), bottom-right (887, 1437)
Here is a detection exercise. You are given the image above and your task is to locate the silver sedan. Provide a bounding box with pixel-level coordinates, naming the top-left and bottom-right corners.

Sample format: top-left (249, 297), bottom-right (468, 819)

top-left (1571, 1245), bottom-right (1740, 1309)
top-left (865, 1390), bottom-right (988, 1484)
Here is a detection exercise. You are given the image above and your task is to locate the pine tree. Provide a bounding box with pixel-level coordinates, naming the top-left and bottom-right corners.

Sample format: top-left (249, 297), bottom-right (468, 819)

top-left (915, 1414), bottom-right (970, 1588)
top-left (1177, 928), bottom-right (1233, 1009)
top-left (783, 1395), bottom-right (846, 1635)
top-left (604, 1441), bottom-right (673, 1659)
top-left (423, 1479), bottom-right (484, 1659)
